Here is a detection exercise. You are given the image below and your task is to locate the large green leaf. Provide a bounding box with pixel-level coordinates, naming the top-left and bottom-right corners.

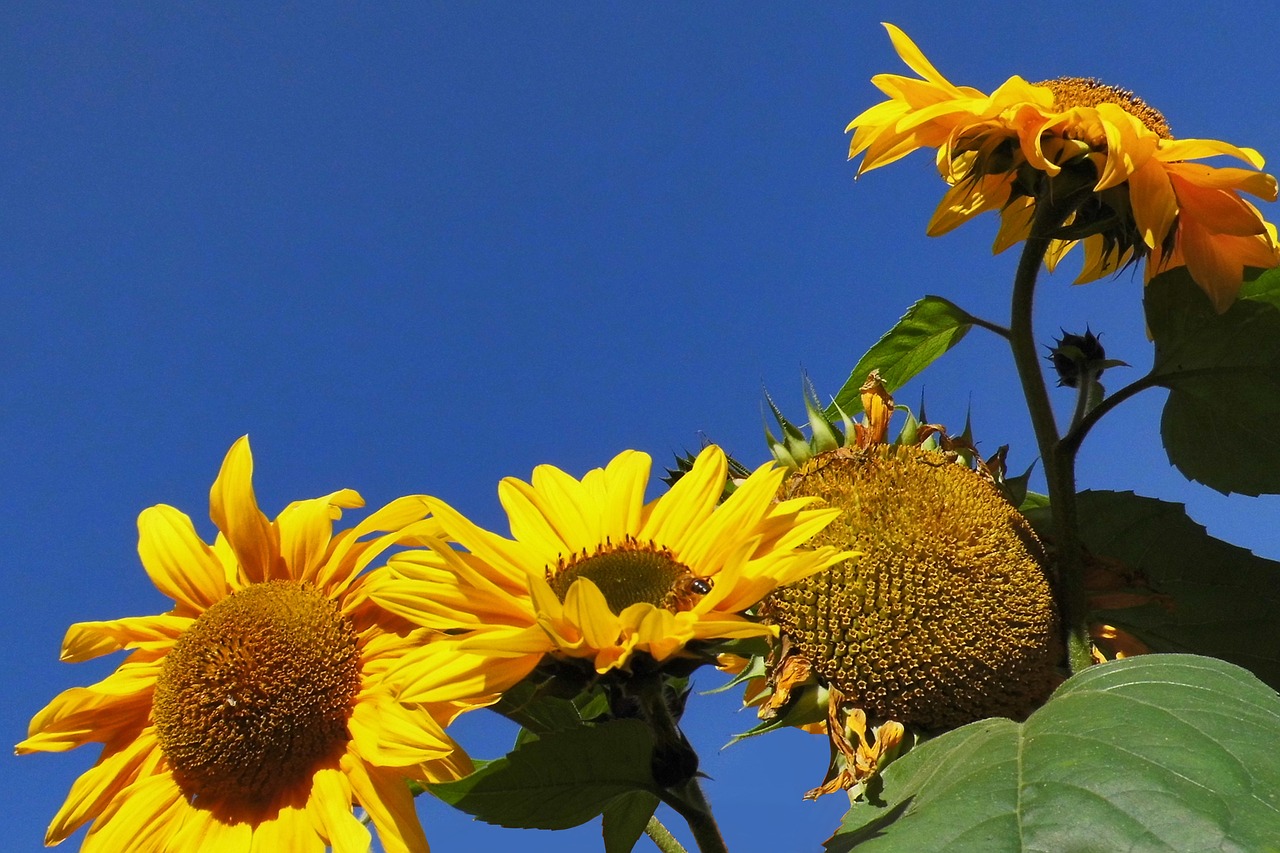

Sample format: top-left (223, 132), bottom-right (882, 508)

top-left (828, 655), bottom-right (1280, 852)
top-left (430, 719), bottom-right (658, 831)
top-left (828, 296), bottom-right (976, 418)
top-left (602, 791), bottom-right (660, 853)
top-left (1076, 489), bottom-right (1280, 691)
top-left (1147, 266), bottom-right (1280, 495)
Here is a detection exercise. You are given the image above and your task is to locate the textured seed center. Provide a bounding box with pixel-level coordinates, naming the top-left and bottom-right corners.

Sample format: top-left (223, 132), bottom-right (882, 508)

top-left (1039, 76), bottom-right (1172, 138)
top-left (548, 538), bottom-right (699, 614)
top-left (152, 580), bottom-right (361, 809)
top-left (766, 445), bottom-right (1061, 730)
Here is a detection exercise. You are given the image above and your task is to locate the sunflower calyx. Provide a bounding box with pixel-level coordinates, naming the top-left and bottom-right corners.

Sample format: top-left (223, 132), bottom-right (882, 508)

top-left (765, 371), bottom-right (910, 470)
top-left (763, 375), bottom-right (855, 470)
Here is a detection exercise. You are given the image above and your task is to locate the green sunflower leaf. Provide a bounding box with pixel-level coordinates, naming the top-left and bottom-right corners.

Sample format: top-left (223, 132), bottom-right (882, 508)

top-left (826, 655), bottom-right (1280, 852)
top-left (1076, 489), bottom-right (1280, 690)
top-left (1147, 265), bottom-right (1280, 495)
top-left (827, 295), bottom-right (976, 418)
top-left (429, 719), bottom-right (658, 831)
top-left (602, 791), bottom-right (660, 853)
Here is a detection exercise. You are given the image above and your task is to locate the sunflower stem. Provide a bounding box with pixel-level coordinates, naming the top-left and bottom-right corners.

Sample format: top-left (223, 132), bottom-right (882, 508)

top-left (1066, 376), bottom-right (1101, 436)
top-left (1009, 190), bottom-right (1093, 675)
top-left (1061, 370), bottom-right (1162, 457)
top-left (645, 815), bottom-right (690, 853)
top-left (629, 675), bottom-right (729, 853)
top-left (658, 779), bottom-right (730, 853)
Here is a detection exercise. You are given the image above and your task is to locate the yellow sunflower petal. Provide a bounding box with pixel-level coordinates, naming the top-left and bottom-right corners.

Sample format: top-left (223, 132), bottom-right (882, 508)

top-left (1095, 104), bottom-right (1158, 190)
top-left (1159, 137), bottom-right (1266, 169)
top-left (1073, 235), bottom-right (1129, 284)
top-left (595, 449), bottom-right (651, 540)
top-left (169, 805), bottom-right (256, 852)
top-left (993, 195), bottom-right (1035, 254)
top-left (1126, 157), bottom-right (1178, 250)
top-left (342, 753), bottom-right (431, 853)
top-left (881, 23), bottom-right (962, 93)
top-left (1166, 163), bottom-right (1278, 200)
top-left (44, 729), bottom-right (159, 845)
top-left (622, 605), bottom-right (692, 662)
top-left (136, 505), bottom-right (227, 612)
top-left (563, 578), bottom-right (623, 651)
top-left (374, 539), bottom-right (535, 630)
top-left (348, 686), bottom-right (455, 766)
top-left (927, 172), bottom-right (1010, 236)
top-left (1178, 220), bottom-right (1252, 312)
top-left (640, 445), bottom-right (724, 548)
top-left (424, 497), bottom-right (543, 585)
top-left (390, 641), bottom-right (537, 707)
top-left (276, 491), bottom-right (358, 583)
top-left (249, 807), bottom-right (319, 853)
top-left (79, 773), bottom-right (188, 853)
top-left (688, 612), bottom-right (777, 643)
top-left (20, 663), bottom-right (157, 753)
top-left (308, 766), bottom-right (370, 853)
top-left (208, 436), bottom-right (281, 584)
top-left (60, 614), bottom-right (188, 663)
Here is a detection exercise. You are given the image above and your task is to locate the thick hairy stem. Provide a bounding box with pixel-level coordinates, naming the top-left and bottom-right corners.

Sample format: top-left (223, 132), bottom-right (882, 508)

top-left (1009, 193), bottom-right (1093, 673)
top-left (658, 779), bottom-right (729, 853)
top-left (632, 677), bottom-right (728, 853)
top-left (645, 815), bottom-right (690, 853)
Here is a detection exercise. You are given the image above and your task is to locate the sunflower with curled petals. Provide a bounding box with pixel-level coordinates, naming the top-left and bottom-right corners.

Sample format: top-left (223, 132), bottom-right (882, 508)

top-left (369, 446), bottom-right (848, 702)
top-left (847, 23), bottom-right (1280, 311)
top-left (17, 437), bottom-right (471, 853)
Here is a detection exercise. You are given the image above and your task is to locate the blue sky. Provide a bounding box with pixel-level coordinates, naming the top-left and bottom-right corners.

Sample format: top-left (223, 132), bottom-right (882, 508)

top-left (5, 3), bottom-right (1280, 851)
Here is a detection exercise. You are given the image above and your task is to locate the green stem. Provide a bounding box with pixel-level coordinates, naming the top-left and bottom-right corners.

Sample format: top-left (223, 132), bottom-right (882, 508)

top-left (1066, 377), bottom-right (1099, 436)
top-left (630, 675), bottom-right (728, 853)
top-left (645, 815), bottom-right (690, 853)
top-left (968, 312), bottom-right (1013, 340)
top-left (1009, 191), bottom-right (1093, 674)
top-left (1061, 370), bottom-right (1162, 456)
top-left (658, 779), bottom-right (729, 853)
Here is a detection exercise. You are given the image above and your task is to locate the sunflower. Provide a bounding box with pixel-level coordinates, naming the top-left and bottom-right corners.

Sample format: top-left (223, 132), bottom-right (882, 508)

top-left (746, 380), bottom-right (1061, 797)
top-left (368, 445), bottom-right (847, 702)
top-left (847, 23), bottom-right (1280, 311)
top-left (763, 443), bottom-right (1062, 733)
top-left (17, 437), bottom-right (471, 853)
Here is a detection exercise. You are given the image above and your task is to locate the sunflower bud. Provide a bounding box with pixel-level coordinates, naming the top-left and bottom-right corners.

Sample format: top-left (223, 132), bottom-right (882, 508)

top-left (1047, 327), bottom-right (1107, 388)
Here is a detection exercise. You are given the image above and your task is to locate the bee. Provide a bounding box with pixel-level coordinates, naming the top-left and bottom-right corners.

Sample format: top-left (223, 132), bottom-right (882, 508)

top-left (668, 574), bottom-right (714, 611)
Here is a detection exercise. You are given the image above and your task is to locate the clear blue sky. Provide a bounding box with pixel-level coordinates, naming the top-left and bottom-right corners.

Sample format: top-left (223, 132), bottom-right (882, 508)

top-left (5, 3), bottom-right (1279, 851)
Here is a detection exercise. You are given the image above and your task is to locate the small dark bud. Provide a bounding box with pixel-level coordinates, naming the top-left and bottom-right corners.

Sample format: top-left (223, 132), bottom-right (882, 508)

top-left (1047, 328), bottom-right (1106, 388)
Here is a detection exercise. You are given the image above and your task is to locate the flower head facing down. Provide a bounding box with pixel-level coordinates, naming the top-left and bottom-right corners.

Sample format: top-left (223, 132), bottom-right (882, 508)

top-left (369, 446), bottom-right (848, 703)
top-left (847, 23), bottom-right (1280, 310)
top-left (17, 437), bottom-right (469, 853)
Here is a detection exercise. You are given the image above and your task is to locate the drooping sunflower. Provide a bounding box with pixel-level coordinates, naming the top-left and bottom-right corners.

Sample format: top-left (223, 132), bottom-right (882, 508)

top-left (752, 378), bottom-right (1061, 796)
top-left (368, 445), bottom-right (847, 701)
top-left (847, 23), bottom-right (1280, 311)
top-left (764, 443), bottom-right (1062, 731)
top-left (17, 437), bottom-right (470, 853)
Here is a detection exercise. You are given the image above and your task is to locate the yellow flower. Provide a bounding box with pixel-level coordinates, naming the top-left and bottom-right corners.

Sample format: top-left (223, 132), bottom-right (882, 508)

top-left (847, 23), bottom-right (1280, 311)
top-left (369, 446), bottom-right (847, 703)
top-left (17, 437), bottom-right (470, 853)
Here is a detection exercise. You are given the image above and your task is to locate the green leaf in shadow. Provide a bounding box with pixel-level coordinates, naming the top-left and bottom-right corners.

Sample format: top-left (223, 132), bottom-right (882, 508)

top-left (602, 791), bottom-right (661, 853)
top-left (827, 655), bottom-right (1280, 852)
top-left (429, 719), bottom-right (658, 831)
top-left (827, 296), bottom-right (976, 418)
top-left (1147, 266), bottom-right (1280, 495)
top-left (1076, 489), bottom-right (1280, 691)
